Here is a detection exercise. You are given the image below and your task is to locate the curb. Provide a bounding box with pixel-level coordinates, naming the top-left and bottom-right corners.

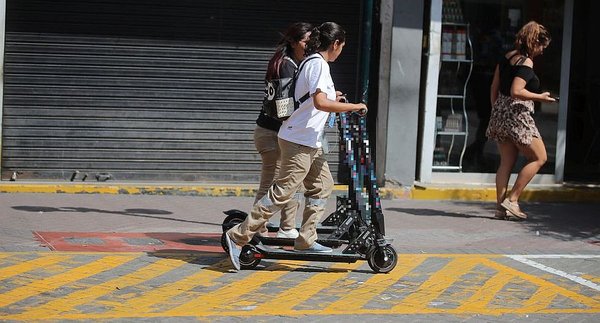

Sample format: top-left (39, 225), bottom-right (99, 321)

top-left (1, 182), bottom-right (599, 203)
top-left (410, 186), bottom-right (600, 203)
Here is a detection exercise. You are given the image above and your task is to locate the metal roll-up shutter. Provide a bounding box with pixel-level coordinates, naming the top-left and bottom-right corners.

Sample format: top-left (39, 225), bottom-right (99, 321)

top-left (2, 0), bottom-right (362, 183)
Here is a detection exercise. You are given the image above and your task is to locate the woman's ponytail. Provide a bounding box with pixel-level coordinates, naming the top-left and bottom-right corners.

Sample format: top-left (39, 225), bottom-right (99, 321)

top-left (304, 27), bottom-right (321, 56)
top-left (304, 22), bottom-right (346, 56)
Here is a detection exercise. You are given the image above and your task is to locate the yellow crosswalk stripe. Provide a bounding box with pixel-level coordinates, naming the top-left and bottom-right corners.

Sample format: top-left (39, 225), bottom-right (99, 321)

top-left (110, 259), bottom-right (230, 314)
top-left (456, 271), bottom-right (513, 311)
top-left (521, 286), bottom-right (559, 311)
top-left (12, 257), bottom-right (186, 319)
top-left (393, 257), bottom-right (480, 311)
top-left (323, 256), bottom-right (426, 312)
top-left (163, 261), bottom-right (308, 315)
top-left (253, 262), bottom-right (364, 314)
top-left (0, 255), bottom-right (136, 308)
top-left (479, 258), bottom-right (600, 312)
top-left (0, 255), bottom-right (71, 281)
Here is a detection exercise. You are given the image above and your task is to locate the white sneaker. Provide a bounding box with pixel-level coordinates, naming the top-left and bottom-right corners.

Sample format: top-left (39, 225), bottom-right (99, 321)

top-left (276, 228), bottom-right (299, 239)
top-left (294, 242), bottom-right (332, 253)
top-left (224, 231), bottom-right (241, 271)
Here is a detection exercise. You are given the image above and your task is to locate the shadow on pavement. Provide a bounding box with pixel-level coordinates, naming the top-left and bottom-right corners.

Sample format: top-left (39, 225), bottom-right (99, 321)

top-left (147, 250), bottom-right (227, 268)
top-left (395, 201), bottom-right (600, 243)
top-left (514, 202), bottom-right (600, 242)
top-left (386, 207), bottom-right (495, 220)
top-left (148, 247), bottom-right (372, 274)
top-left (12, 205), bottom-right (221, 227)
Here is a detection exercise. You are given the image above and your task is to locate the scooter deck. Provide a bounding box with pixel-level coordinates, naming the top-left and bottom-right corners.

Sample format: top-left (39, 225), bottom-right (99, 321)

top-left (224, 209), bottom-right (338, 234)
top-left (255, 245), bottom-right (361, 263)
top-left (258, 236), bottom-right (347, 247)
top-left (265, 224), bottom-right (337, 234)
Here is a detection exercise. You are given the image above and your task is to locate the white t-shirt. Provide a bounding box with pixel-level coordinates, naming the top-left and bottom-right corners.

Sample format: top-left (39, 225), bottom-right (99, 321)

top-left (278, 53), bottom-right (336, 148)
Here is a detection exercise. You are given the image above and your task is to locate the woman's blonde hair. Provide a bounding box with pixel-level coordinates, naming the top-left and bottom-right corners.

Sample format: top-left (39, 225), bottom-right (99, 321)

top-left (514, 21), bottom-right (551, 56)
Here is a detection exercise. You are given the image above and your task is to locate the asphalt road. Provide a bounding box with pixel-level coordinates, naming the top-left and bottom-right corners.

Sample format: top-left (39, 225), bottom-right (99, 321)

top-left (0, 193), bottom-right (599, 322)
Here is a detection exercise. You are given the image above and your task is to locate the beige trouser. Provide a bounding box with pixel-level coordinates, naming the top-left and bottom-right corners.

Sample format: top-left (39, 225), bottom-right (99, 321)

top-left (253, 125), bottom-right (300, 231)
top-left (229, 137), bottom-right (334, 249)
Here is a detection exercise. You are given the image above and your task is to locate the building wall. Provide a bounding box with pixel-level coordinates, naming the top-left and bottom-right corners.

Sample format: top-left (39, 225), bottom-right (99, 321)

top-left (377, 0), bottom-right (424, 187)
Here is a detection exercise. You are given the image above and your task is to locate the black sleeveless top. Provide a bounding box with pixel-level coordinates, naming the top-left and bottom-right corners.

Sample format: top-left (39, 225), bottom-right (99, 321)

top-left (498, 53), bottom-right (541, 96)
top-left (256, 57), bottom-right (298, 132)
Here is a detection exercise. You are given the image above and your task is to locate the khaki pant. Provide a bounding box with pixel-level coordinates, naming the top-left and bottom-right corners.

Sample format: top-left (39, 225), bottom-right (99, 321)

top-left (253, 125), bottom-right (299, 231)
top-left (230, 137), bottom-right (334, 249)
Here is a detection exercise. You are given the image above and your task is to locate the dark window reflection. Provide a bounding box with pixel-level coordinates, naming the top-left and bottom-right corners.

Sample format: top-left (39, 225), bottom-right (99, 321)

top-left (447, 0), bottom-right (564, 174)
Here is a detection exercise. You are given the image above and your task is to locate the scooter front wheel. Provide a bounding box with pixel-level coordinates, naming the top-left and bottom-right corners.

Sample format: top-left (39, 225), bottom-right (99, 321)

top-left (367, 244), bottom-right (398, 273)
top-left (239, 245), bottom-right (262, 270)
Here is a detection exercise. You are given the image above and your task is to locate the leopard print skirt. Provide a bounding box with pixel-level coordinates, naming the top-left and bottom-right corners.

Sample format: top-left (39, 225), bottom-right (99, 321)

top-left (486, 93), bottom-right (540, 146)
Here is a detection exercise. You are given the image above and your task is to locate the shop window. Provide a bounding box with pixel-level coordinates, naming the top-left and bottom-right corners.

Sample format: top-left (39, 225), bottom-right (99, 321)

top-left (450, 0), bottom-right (564, 174)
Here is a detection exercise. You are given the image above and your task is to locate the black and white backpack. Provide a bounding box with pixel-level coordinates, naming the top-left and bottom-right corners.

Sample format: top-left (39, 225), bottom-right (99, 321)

top-left (262, 56), bottom-right (318, 121)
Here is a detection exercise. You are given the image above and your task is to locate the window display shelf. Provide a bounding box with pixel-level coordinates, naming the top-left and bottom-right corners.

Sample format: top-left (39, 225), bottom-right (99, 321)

top-left (438, 94), bottom-right (465, 99)
top-left (441, 58), bottom-right (473, 63)
top-left (433, 22), bottom-right (473, 172)
top-left (436, 131), bottom-right (467, 136)
top-left (432, 165), bottom-right (462, 171)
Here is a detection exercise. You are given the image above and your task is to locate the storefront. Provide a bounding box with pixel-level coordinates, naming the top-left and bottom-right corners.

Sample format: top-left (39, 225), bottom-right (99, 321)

top-left (418, 0), bottom-right (573, 184)
top-left (2, 0), bottom-right (596, 187)
top-left (0, 0), bottom-right (363, 183)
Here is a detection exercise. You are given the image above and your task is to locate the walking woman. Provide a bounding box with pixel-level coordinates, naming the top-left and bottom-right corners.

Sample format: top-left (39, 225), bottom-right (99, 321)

top-left (254, 22), bottom-right (313, 239)
top-left (486, 21), bottom-right (555, 220)
top-left (225, 22), bottom-right (367, 271)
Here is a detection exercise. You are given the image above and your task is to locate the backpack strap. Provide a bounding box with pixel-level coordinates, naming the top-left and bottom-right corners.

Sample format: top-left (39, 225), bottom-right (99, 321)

top-left (294, 56), bottom-right (320, 105)
top-left (283, 56), bottom-right (298, 69)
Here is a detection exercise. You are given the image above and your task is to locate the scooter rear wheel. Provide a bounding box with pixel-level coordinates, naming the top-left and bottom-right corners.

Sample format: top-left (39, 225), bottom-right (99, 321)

top-left (222, 213), bottom-right (247, 232)
top-left (221, 231), bottom-right (260, 253)
top-left (221, 215), bottom-right (246, 252)
top-left (367, 245), bottom-right (398, 273)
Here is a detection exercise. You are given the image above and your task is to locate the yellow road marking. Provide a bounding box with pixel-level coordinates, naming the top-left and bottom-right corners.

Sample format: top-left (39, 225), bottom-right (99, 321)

top-left (0, 255), bottom-right (71, 281)
top-left (109, 259), bottom-right (229, 313)
top-left (393, 257), bottom-right (480, 311)
top-left (0, 253), bottom-right (599, 320)
top-left (521, 286), bottom-right (559, 311)
top-left (163, 261), bottom-right (308, 315)
top-left (324, 256), bottom-right (426, 312)
top-left (253, 262), bottom-right (363, 314)
top-left (13, 258), bottom-right (186, 319)
top-left (456, 271), bottom-right (513, 311)
top-left (0, 255), bottom-right (135, 308)
top-left (480, 258), bottom-right (600, 311)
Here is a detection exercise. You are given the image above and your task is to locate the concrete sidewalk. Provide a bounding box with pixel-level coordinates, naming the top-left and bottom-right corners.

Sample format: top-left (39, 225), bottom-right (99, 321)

top-left (1, 192), bottom-right (598, 254)
top-left (1, 181), bottom-right (600, 202)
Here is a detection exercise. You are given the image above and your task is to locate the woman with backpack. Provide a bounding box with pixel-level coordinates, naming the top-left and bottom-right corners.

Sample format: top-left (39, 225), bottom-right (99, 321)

top-left (253, 22), bottom-right (313, 239)
top-left (226, 22), bottom-right (367, 271)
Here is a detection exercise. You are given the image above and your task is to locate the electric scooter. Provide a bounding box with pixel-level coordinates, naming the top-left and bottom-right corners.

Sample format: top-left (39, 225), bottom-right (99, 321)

top-left (220, 110), bottom-right (398, 274)
top-left (220, 195), bottom-right (351, 248)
